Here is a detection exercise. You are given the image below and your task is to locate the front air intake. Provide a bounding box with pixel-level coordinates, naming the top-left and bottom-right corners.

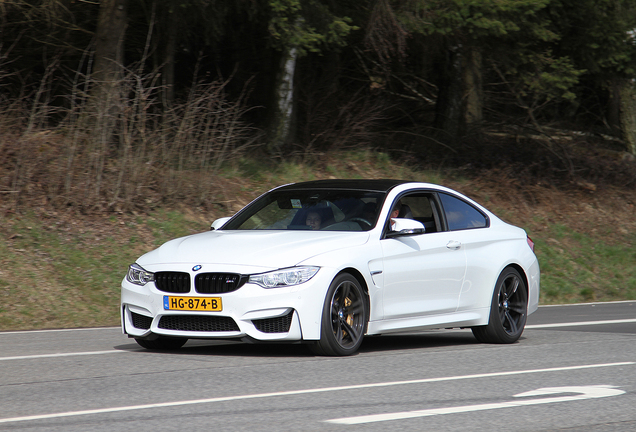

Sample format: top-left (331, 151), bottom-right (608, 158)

top-left (252, 310), bottom-right (294, 333)
top-left (158, 315), bottom-right (240, 332)
top-left (131, 311), bottom-right (153, 330)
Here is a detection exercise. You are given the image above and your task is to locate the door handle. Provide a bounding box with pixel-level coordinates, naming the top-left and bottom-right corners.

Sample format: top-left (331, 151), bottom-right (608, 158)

top-left (446, 241), bottom-right (461, 250)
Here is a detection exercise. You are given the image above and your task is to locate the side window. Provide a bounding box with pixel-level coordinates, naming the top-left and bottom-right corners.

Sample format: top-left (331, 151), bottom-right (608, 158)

top-left (439, 193), bottom-right (488, 231)
top-left (394, 194), bottom-right (441, 233)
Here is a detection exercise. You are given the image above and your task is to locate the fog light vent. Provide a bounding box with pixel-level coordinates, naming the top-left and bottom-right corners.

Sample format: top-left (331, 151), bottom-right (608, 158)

top-left (252, 310), bottom-right (294, 333)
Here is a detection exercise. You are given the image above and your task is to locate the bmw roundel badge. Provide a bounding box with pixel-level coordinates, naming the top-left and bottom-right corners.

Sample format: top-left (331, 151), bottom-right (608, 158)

top-left (192, 265), bottom-right (202, 272)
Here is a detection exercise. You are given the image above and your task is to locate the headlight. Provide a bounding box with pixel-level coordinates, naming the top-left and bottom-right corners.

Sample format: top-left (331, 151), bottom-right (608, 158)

top-left (126, 263), bottom-right (154, 286)
top-left (249, 266), bottom-right (319, 288)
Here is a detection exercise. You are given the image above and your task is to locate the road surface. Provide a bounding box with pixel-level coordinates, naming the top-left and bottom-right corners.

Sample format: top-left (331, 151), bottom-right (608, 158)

top-left (1, 301), bottom-right (634, 431)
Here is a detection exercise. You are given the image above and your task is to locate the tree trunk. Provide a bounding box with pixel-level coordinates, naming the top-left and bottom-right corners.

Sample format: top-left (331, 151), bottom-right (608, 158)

top-left (89, 0), bottom-right (127, 124)
top-left (607, 78), bottom-right (622, 136)
top-left (435, 44), bottom-right (483, 140)
top-left (162, 7), bottom-right (177, 108)
top-left (267, 45), bottom-right (299, 154)
top-left (92, 0), bottom-right (128, 91)
top-left (86, 0), bottom-right (128, 201)
top-left (434, 45), bottom-right (464, 138)
top-left (463, 47), bottom-right (483, 127)
top-left (619, 78), bottom-right (636, 155)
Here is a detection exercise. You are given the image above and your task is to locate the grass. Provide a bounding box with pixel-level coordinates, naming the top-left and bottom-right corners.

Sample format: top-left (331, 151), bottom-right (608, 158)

top-left (531, 224), bottom-right (636, 303)
top-left (1, 150), bottom-right (634, 330)
top-left (0, 209), bottom-right (204, 330)
top-left (0, 214), bottom-right (125, 329)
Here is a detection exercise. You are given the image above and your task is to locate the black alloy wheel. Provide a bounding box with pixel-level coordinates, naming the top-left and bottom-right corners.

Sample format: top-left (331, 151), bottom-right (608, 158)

top-left (472, 267), bottom-right (528, 344)
top-left (311, 273), bottom-right (368, 356)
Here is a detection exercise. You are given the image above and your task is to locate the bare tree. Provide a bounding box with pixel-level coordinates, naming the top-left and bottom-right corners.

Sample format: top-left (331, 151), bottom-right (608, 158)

top-left (92, 0), bottom-right (128, 99)
top-left (620, 78), bottom-right (636, 155)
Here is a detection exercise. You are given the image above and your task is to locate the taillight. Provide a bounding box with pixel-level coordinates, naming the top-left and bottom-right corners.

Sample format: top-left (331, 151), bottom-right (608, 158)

top-left (527, 236), bottom-right (535, 252)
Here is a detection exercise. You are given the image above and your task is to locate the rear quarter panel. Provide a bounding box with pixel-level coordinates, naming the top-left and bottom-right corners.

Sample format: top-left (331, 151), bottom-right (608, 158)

top-left (456, 221), bottom-right (539, 314)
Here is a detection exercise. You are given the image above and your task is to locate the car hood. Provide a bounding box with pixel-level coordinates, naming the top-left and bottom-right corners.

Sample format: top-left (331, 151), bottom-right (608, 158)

top-left (137, 230), bottom-right (370, 270)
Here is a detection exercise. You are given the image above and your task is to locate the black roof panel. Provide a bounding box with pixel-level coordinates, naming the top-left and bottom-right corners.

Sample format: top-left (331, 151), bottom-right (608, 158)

top-left (276, 179), bottom-right (410, 193)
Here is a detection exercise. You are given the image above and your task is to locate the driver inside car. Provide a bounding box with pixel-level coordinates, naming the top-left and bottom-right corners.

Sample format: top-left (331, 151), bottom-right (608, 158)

top-left (305, 211), bottom-right (322, 230)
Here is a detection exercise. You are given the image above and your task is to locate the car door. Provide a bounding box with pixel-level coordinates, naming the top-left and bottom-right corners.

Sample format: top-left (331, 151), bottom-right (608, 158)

top-left (380, 193), bottom-right (467, 320)
top-left (436, 192), bottom-right (492, 312)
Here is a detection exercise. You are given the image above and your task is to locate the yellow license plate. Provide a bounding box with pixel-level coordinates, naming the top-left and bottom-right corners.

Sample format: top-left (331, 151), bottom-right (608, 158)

top-left (163, 296), bottom-right (222, 311)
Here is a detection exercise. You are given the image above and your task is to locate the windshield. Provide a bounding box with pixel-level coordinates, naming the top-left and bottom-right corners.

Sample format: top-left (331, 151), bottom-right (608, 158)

top-left (223, 189), bottom-right (386, 231)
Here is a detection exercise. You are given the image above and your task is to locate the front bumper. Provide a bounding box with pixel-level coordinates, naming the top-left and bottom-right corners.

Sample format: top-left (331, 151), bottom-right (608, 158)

top-left (120, 266), bottom-right (334, 342)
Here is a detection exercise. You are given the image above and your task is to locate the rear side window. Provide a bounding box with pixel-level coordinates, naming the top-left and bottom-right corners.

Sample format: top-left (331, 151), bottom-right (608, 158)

top-left (439, 193), bottom-right (488, 231)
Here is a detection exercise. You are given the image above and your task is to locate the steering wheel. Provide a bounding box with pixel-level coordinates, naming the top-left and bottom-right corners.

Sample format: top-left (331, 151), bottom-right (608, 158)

top-left (348, 217), bottom-right (372, 228)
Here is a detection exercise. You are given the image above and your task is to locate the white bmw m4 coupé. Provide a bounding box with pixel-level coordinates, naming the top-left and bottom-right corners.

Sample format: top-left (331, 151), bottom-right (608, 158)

top-left (121, 179), bottom-right (540, 356)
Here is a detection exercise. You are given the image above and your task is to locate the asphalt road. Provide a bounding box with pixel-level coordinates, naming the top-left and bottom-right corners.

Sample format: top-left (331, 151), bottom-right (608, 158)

top-left (1, 301), bottom-right (634, 431)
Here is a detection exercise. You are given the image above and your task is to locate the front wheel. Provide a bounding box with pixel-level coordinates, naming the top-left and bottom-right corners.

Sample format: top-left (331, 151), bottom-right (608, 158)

top-left (310, 273), bottom-right (368, 356)
top-left (472, 267), bottom-right (528, 344)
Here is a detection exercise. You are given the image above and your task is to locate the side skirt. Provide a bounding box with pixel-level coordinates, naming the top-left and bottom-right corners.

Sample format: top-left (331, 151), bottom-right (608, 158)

top-left (366, 308), bottom-right (489, 336)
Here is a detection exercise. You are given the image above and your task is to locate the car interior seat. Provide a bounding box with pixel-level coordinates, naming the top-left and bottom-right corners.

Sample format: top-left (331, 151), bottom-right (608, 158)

top-left (399, 204), bottom-right (413, 219)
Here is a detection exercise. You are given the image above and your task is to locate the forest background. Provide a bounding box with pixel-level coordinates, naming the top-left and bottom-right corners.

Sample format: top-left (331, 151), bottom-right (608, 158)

top-left (0, 0), bottom-right (635, 330)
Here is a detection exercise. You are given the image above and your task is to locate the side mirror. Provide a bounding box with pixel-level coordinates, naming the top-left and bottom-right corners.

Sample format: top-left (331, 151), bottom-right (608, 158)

top-left (386, 218), bottom-right (426, 238)
top-left (210, 217), bottom-right (231, 231)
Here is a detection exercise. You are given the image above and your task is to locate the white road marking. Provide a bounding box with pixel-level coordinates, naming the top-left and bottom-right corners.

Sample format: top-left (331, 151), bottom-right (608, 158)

top-left (0, 327), bottom-right (120, 335)
top-left (326, 385), bottom-right (626, 425)
top-left (0, 350), bottom-right (126, 361)
top-left (537, 300), bottom-right (635, 307)
top-left (0, 362), bottom-right (633, 424)
top-left (526, 319), bottom-right (636, 329)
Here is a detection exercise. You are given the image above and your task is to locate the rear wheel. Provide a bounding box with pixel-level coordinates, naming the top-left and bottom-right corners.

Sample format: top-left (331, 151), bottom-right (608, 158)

top-left (310, 273), bottom-right (368, 356)
top-left (472, 267), bottom-right (528, 344)
top-left (135, 336), bottom-right (188, 350)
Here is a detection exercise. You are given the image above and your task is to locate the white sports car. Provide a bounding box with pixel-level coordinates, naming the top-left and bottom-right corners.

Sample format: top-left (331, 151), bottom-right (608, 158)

top-left (121, 179), bottom-right (540, 356)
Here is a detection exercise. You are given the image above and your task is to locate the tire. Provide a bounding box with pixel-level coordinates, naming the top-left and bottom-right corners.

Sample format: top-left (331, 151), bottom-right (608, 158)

top-left (472, 267), bottom-right (528, 344)
top-left (135, 335), bottom-right (188, 350)
top-left (310, 273), bottom-right (368, 356)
